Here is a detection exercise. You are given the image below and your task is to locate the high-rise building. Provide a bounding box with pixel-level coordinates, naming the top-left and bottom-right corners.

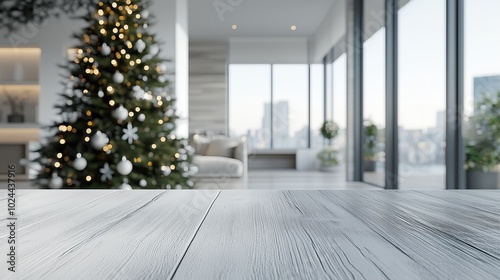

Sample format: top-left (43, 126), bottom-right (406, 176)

top-left (473, 75), bottom-right (500, 110)
top-left (262, 101), bottom-right (290, 147)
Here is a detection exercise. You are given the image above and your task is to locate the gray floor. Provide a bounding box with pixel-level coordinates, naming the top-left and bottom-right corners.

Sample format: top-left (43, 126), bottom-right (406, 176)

top-left (0, 170), bottom-right (380, 190)
top-left (195, 170), bottom-right (380, 190)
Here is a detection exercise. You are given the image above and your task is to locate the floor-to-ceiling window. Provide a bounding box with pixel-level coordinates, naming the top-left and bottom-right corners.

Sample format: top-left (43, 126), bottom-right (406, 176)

top-left (310, 64), bottom-right (325, 149)
top-left (398, 0), bottom-right (446, 189)
top-left (229, 65), bottom-right (271, 150)
top-left (229, 64), bottom-right (310, 150)
top-left (272, 65), bottom-right (309, 149)
top-left (463, 0), bottom-right (500, 189)
top-left (363, 0), bottom-right (385, 186)
top-left (332, 53), bottom-right (347, 177)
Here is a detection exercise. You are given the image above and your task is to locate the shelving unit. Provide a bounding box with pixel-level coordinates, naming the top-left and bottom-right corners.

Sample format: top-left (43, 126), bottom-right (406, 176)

top-left (0, 48), bottom-right (41, 180)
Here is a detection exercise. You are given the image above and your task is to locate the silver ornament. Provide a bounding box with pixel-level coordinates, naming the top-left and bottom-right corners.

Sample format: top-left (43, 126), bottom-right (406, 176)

top-left (136, 39), bottom-right (146, 53)
top-left (119, 183), bottom-right (132, 190)
top-left (49, 173), bottom-right (63, 189)
top-left (73, 153), bottom-right (87, 171)
top-left (138, 113), bottom-right (146, 122)
top-left (112, 105), bottom-right (129, 121)
top-left (163, 167), bottom-right (171, 176)
top-left (101, 43), bottom-right (111, 55)
top-left (149, 45), bottom-right (159, 56)
top-left (113, 71), bottom-right (124, 83)
top-left (139, 179), bottom-right (147, 187)
top-left (91, 131), bottom-right (109, 150)
top-left (140, 10), bottom-right (150, 19)
top-left (117, 156), bottom-right (133, 175)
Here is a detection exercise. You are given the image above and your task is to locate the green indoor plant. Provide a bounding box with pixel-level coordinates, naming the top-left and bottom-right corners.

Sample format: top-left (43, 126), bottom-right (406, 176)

top-left (363, 120), bottom-right (378, 172)
top-left (464, 91), bottom-right (500, 189)
top-left (317, 120), bottom-right (339, 171)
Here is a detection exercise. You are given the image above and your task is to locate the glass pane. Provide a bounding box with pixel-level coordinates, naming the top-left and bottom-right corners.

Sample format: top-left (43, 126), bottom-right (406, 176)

top-left (325, 59), bottom-right (333, 120)
top-left (310, 64), bottom-right (324, 149)
top-left (272, 64), bottom-right (309, 149)
top-left (398, 0), bottom-right (446, 189)
top-left (228, 64), bottom-right (271, 150)
top-left (332, 54), bottom-right (347, 176)
top-left (463, 0), bottom-right (500, 189)
top-left (363, 27), bottom-right (386, 187)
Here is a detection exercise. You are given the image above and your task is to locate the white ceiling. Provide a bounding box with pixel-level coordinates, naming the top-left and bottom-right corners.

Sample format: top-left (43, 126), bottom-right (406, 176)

top-left (188, 0), bottom-right (335, 40)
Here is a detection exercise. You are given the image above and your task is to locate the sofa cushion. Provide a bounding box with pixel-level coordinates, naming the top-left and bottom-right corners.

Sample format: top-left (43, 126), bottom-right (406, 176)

top-left (205, 138), bottom-right (239, 158)
top-left (189, 134), bottom-right (210, 155)
top-left (192, 155), bottom-right (243, 177)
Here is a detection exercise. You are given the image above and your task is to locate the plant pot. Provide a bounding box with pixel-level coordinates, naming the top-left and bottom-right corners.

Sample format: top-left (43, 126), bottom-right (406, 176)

top-left (364, 160), bottom-right (376, 172)
top-left (319, 165), bottom-right (337, 172)
top-left (466, 171), bottom-right (499, 189)
top-left (7, 114), bottom-right (24, 123)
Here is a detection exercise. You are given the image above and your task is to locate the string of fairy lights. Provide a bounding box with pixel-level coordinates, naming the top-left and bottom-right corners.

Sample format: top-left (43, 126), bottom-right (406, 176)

top-left (41, 0), bottom-right (195, 189)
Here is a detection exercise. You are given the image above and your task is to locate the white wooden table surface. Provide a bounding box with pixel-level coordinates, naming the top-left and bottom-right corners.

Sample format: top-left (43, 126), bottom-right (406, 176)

top-left (1, 190), bottom-right (499, 280)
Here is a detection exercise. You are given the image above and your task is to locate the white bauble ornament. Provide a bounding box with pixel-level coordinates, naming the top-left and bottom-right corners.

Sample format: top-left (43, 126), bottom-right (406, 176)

top-left (119, 183), bottom-right (133, 190)
top-left (163, 167), bottom-right (171, 176)
top-left (175, 184), bottom-right (182, 190)
top-left (150, 45), bottom-right (159, 56)
top-left (163, 123), bottom-right (175, 130)
top-left (158, 76), bottom-right (166, 83)
top-left (140, 10), bottom-right (150, 19)
top-left (112, 105), bottom-right (128, 121)
top-left (73, 154), bottom-right (87, 171)
top-left (49, 173), bottom-right (63, 189)
top-left (67, 112), bottom-right (78, 123)
top-left (113, 71), bottom-right (124, 83)
top-left (166, 184), bottom-right (172, 189)
top-left (158, 63), bottom-right (168, 73)
top-left (117, 156), bottom-right (133, 175)
top-left (165, 109), bottom-right (174, 117)
top-left (101, 43), bottom-right (111, 55)
top-left (136, 39), bottom-right (146, 53)
top-left (138, 114), bottom-right (146, 122)
top-left (139, 179), bottom-right (147, 187)
top-left (91, 131), bottom-right (109, 150)
top-left (98, 90), bottom-right (105, 97)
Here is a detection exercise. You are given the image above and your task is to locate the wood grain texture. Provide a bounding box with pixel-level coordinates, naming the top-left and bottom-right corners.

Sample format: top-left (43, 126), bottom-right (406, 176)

top-left (0, 190), bottom-right (219, 280)
top-left (0, 190), bottom-right (117, 235)
top-left (173, 190), bottom-right (500, 280)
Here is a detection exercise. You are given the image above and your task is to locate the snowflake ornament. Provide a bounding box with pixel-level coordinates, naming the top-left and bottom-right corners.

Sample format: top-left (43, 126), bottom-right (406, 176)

top-left (122, 122), bottom-right (139, 144)
top-left (99, 163), bottom-right (114, 182)
top-left (132, 85), bottom-right (146, 100)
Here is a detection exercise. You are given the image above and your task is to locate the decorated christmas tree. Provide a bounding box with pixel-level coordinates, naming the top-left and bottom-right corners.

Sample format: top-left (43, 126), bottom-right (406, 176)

top-left (33, 0), bottom-right (197, 189)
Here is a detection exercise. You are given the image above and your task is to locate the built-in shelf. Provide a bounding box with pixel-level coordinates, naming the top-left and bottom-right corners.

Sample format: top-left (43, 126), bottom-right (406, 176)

top-left (0, 123), bottom-right (39, 129)
top-left (0, 81), bottom-right (39, 86)
top-left (0, 47), bottom-right (41, 127)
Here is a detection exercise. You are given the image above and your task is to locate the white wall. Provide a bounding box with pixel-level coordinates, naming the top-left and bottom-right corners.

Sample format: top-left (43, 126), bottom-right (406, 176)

top-left (189, 41), bottom-right (227, 135)
top-left (309, 0), bottom-right (346, 63)
top-left (229, 37), bottom-right (309, 64)
top-left (174, 0), bottom-right (189, 138)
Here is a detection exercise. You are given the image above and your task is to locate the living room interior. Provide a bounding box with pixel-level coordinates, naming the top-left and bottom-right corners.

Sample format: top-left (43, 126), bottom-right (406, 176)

top-left (0, 1), bottom-right (499, 279)
top-left (1, 0), bottom-right (498, 190)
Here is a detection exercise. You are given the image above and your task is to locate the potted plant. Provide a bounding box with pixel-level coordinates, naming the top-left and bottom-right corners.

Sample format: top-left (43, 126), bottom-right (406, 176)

top-left (317, 120), bottom-right (339, 172)
top-left (464, 91), bottom-right (500, 189)
top-left (363, 120), bottom-right (378, 172)
top-left (3, 88), bottom-right (27, 123)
